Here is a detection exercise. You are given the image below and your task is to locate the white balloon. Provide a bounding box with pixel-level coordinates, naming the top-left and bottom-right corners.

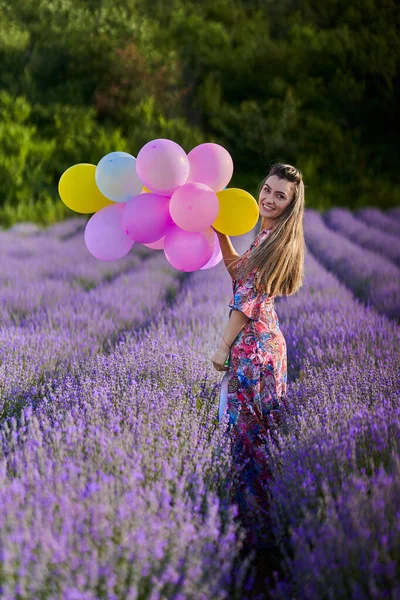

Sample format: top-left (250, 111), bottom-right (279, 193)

top-left (95, 151), bottom-right (142, 203)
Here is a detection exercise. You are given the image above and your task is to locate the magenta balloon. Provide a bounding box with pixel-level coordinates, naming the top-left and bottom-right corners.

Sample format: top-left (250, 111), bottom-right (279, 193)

top-left (187, 143), bottom-right (234, 192)
top-left (143, 220), bottom-right (176, 248)
top-left (143, 237), bottom-right (165, 249)
top-left (84, 203), bottom-right (134, 261)
top-left (122, 193), bottom-right (173, 243)
top-left (169, 182), bottom-right (219, 232)
top-left (200, 230), bottom-right (223, 270)
top-left (136, 139), bottom-right (190, 196)
top-left (164, 224), bottom-right (214, 272)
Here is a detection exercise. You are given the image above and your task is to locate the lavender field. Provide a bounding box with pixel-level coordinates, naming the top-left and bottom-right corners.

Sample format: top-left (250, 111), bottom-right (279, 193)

top-left (0, 207), bottom-right (399, 599)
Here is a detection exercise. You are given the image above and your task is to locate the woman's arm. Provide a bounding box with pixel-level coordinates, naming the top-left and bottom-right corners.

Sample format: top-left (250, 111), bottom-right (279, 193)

top-left (211, 309), bottom-right (249, 370)
top-left (212, 228), bottom-right (241, 280)
top-left (219, 309), bottom-right (249, 353)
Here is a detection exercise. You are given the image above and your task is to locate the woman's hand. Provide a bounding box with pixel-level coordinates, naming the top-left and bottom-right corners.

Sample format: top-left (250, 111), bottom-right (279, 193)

top-left (211, 226), bottom-right (226, 237)
top-left (211, 345), bottom-right (230, 372)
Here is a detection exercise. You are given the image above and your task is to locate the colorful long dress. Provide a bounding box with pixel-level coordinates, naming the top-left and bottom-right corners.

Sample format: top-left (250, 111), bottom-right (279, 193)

top-left (218, 227), bottom-right (288, 549)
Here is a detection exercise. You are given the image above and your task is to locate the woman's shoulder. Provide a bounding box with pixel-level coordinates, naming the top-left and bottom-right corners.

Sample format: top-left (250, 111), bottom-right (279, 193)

top-left (232, 229), bottom-right (271, 284)
top-left (249, 228), bottom-right (270, 250)
top-left (255, 227), bottom-right (271, 242)
top-left (233, 263), bottom-right (260, 288)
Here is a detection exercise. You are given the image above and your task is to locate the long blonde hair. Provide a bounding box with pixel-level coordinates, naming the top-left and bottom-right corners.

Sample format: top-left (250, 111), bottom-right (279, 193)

top-left (232, 163), bottom-right (305, 297)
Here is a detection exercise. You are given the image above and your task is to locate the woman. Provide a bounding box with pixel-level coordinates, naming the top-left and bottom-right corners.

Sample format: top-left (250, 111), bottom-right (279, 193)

top-left (211, 162), bottom-right (305, 549)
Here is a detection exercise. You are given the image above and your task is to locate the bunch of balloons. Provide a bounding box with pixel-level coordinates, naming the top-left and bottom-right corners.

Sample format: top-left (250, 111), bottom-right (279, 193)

top-left (58, 139), bottom-right (259, 272)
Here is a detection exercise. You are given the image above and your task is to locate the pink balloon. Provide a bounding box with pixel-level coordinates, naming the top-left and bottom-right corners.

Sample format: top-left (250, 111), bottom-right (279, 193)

top-left (136, 139), bottom-right (190, 196)
top-left (143, 220), bottom-right (177, 249)
top-left (169, 182), bottom-right (219, 232)
top-left (188, 143), bottom-right (234, 192)
top-left (122, 193), bottom-right (173, 243)
top-left (84, 203), bottom-right (134, 261)
top-left (143, 237), bottom-right (165, 249)
top-left (200, 230), bottom-right (223, 269)
top-left (164, 224), bottom-right (214, 272)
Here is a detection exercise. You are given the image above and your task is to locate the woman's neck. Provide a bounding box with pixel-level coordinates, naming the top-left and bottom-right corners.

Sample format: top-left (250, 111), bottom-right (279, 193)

top-left (260, 217), bottom-right (275, 230)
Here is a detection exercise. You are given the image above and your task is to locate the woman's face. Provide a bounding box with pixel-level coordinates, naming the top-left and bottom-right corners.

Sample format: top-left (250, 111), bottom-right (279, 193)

top-left (258, 175), bottom-right (294, 226)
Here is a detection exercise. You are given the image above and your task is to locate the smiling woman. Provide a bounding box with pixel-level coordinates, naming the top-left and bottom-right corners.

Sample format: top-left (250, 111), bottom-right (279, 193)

top-left (260, 177), bottom-right (293, 222)
top-left (211, 162), bottom-right (306, 550)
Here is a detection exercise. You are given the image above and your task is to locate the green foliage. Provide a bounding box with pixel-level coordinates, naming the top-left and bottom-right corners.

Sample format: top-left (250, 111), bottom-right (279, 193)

top-left (0, 0), bottom-right (398, 226)
top-left (0, 91), bottom-right (57, 223)
top-left (122, 96), bottom-right (206, 156)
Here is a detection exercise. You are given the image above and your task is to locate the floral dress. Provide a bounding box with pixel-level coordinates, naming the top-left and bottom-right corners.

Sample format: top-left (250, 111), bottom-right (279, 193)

top-left (218, 228), bottom-right (288, 549)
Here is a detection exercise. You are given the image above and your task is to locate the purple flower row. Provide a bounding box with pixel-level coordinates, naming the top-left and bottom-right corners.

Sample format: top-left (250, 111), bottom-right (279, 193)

top-left (0, 229), bottom-right (258, 599)
top-left (1, 212), bottom-right (399, 597)
top-left (39, 217), bottom-right (88, 239)
top-left (386, 207), bottom-right (400, 221)
top-left (0, 230), bottom-right (181, 420)
top-left (323, 207), bottom-right (400, 267)
top-left (356, 207), bottom-right (400, 237)
top-left (0, 226), bottom-right (149, 298)
top-left (304, 209), bottom-right (400, 319)
top-left (260, 224), bottom-right (400, 597)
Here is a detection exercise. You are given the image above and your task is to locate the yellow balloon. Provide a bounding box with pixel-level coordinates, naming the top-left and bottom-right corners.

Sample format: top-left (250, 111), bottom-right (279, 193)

top-left (213, 188), bottom-right (259, 235)
top-left (58, 163), bottom-right (115, 214)
top-left (142, 186), bottom-right (152, 193)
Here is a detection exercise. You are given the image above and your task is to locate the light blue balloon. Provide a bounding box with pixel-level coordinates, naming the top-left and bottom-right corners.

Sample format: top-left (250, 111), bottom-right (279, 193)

top-left (95, 151), bottom-right (143, 203)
